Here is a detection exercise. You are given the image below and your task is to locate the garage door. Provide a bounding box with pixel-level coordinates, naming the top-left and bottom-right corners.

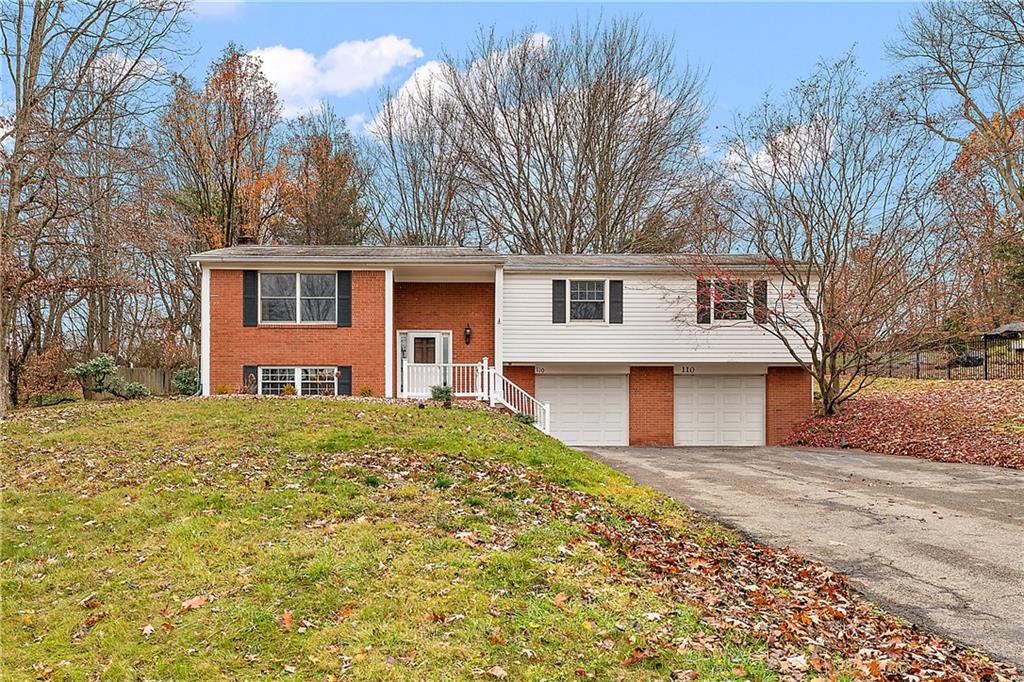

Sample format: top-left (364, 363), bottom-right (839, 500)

top-left (536, 374), bottom-right (629, 446)
top-left (674, 375), bottom-right (765, 446)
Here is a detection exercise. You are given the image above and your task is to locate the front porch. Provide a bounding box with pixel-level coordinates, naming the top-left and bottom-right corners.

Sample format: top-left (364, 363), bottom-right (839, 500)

top-left (398, 356), bottom-right (551, 433)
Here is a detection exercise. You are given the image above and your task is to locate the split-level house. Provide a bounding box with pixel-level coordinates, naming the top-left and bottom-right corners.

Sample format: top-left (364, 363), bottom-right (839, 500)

top-left (190, 245), bottom-right (812, 447)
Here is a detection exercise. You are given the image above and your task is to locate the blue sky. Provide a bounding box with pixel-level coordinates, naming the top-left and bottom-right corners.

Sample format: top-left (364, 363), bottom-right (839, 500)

top-left (186, 1), bottom-right (916, 141)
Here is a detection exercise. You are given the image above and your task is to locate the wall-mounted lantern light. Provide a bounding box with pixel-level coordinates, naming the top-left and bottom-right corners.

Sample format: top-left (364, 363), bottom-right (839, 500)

top-left (464, 323), bottom-right (473, 345)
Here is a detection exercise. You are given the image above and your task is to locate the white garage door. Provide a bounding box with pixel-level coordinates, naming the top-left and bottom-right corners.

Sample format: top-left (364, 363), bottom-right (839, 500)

top-left (674, 375), bottom-right (765, 446)
top-left (536, 374), bottom-right (629, 446)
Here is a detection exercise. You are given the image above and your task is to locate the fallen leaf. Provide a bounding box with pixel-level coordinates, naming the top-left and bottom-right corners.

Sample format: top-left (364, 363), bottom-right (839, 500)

top-left (142, 623), bottom-right (155, 637)
top-left (180, 595), bottom-right (208, 613)
top-left (553, 592), bottom-right (568, 609)
top-left (487, 665), bottom-right (508, 679)
top-left (281, 609), bottom-right (293, 631)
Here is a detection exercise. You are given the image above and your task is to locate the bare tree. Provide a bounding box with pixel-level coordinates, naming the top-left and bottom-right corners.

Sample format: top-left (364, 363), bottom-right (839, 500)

top-left (363, 71), bottom-right (482, 246)
top-left (893, 0), bottom-right (1024, 219)
top-left (716, 57), bottom-right (959, 415)
top-left (0, 0), bottom-right (186, 414)
top-left (447, 19), bottom-right (709, 253)
top-left (366, 17), bottom-right (710, 253)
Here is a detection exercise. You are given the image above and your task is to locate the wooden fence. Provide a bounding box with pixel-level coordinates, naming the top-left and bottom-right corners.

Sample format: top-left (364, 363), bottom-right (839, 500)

top-left (117, 367), bottom-right (172, 395)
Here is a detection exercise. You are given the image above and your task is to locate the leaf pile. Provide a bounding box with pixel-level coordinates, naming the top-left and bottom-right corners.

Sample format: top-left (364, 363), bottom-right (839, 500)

top-left (348, 449), bottom-right (1019, 680)
top-left (787, 379), bottom-right (1024, 469)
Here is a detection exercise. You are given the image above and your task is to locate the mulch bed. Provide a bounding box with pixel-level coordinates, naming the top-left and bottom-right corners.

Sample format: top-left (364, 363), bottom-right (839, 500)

top-left (786, 380), bottom-right (1024, 469)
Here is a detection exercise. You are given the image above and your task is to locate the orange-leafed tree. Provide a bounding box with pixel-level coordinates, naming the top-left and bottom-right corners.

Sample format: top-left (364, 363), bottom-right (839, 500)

top-left (935, 106), bottom-right (1024, 328)
top-left (281, 103), bottom-right (367, 245)
top-left (159, 44), bottom-right (285, 249)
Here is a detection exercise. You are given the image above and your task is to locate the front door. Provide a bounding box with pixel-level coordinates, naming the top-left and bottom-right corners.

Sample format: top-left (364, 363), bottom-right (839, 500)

top-left (404, 332), bottom-right (449, 396)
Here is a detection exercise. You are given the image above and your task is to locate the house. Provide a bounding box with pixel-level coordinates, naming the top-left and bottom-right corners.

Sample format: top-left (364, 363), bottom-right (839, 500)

top-left (189, 245), bottom-right (813, 447)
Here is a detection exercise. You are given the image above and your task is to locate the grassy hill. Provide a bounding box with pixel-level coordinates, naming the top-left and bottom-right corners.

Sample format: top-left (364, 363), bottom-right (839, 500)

top-left (2, 398), bottom-right (1014, 680)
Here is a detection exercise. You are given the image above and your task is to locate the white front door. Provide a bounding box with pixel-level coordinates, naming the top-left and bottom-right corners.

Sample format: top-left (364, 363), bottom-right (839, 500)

top-left (403, 332), bottom-right (449, 396)
top-left (536, 374), bottom-right (629, 446)
top-left (674, 374), bottom-right (765, 446)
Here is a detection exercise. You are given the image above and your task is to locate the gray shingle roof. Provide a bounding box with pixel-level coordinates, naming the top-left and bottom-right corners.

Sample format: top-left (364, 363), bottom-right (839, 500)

top-left (504, 253), bottom-right (777, 271)
top-left (188, 245), bottom-right (779, 271)
top-left (189, 245), bottom-right (504, 263)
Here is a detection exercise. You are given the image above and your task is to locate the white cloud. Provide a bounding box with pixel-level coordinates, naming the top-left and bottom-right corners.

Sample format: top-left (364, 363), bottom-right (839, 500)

top-left (368, 33), bottom-right (550, 139)
top-left (722, 120), bottom-right (833, 183)
top-left (250, 36), bottom-right (423, 118)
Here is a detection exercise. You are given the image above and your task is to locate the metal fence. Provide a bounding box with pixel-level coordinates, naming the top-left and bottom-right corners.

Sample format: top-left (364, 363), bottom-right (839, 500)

top-left (865, 337), bottom-right (1024, 381)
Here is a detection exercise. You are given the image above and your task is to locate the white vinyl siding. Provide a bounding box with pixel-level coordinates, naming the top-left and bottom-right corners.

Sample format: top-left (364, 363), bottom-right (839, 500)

top-left (503, 272), bottom-right (812, 364)
top-left (536, 374), bottom-right (629, 446)
top-left (674, 375), bottom-right (765, 446)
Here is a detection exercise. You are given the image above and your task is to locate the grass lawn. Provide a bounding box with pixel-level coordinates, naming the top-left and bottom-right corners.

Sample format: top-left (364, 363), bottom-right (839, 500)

top-left (3, 398), bottom-right (1016, 680)
top-left (788, 378), bottom-right (1024, 469)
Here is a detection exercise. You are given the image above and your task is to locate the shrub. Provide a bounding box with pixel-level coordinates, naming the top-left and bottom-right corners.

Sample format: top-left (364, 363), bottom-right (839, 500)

top-left (430, 384), bottom-right (454, 402)
top-left (171, 365), bottom-right (200, 395)
top-left (65, 354), bottom-right (151, 400)
top-left (282, 383), bottom-right (297, 396)
top-left (359, 385), bottom-right (375, 397)
top-left (513, 412), bottom-right (536, 425)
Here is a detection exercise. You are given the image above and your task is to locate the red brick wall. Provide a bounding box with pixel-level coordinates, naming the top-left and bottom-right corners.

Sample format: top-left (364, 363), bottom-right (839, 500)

top-left (208, 269), bottom-right (386, 395)
top-left (501, 365), bottom-right (535, 396)
top-left (393, 282), bottom-right (495, 389)
top-left (766, 366), bottom-right (812, 446)
top-left (628, 366), bottom-right (674, 446)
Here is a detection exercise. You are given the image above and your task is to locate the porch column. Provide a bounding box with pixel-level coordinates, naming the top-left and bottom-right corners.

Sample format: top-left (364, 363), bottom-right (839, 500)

top-left (200, 265), bottom-right (211, 396)
top-left (384, 268), bottom-right (394, 398)
top-left (494, 265), bottom-right (504, 376)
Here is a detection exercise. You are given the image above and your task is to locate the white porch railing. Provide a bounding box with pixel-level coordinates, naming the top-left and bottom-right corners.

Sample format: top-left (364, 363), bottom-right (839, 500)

top-left (399, 357), bottom-right (550, 434)
top-left (401, 359), bottom-right (487, 399)
top-left (488, 368), bottom-right (551, 434)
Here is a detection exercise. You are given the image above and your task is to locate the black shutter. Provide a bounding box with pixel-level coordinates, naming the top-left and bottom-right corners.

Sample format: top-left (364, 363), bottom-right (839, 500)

top-left (609, 280), bottom-right (623, 324)
top-left (242, 270), bottom-right (258, 327)
top-left (552, 279), bottom-right (566, 323)
top-left (753, 280), bottom-right (768, 323)
top-left (696, 278), bottom-right (711, 324)
top-left (336, 366), bottom-right (352, 396)
top-left (242, 365), bottom-right (258, 394)
top-left (337, 271), bottom-right (352, 327)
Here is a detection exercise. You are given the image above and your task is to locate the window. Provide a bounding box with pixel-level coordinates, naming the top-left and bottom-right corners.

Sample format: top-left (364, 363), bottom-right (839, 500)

top-left (259, 367), bottom-right (336, 396)
top-left (259, 273), bottom-right (336, 323)
top-left (569, 280), bottom-right (605, 321)
top-left (260, 367), bottom-right (297, 395)
top-left (300, 367), bottom-right (336, 396)
top-left (714, 280), bottom-right (748, 321)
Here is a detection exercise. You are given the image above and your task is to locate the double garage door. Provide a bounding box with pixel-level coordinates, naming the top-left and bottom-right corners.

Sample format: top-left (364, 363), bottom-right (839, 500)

top-left (536, 372), bottom-right (764, 446)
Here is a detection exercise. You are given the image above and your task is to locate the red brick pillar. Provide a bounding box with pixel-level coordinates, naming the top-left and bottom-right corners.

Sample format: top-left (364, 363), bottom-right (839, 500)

top-left (628, 366), bottom-right (674, 446)
top-left (765, 367), bottom-right (812, 445)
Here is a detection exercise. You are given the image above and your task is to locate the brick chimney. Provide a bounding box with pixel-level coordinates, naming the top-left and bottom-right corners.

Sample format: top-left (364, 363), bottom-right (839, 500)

top-left (236, 233), bottom-right (257, 245)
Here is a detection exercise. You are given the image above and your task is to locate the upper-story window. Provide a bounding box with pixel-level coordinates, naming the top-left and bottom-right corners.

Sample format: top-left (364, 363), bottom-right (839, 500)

top-left (259, 273), bottom-right (336, 323)
top-left (697, 278), bottom-right (768, 324)
top-left (569, 280), bottom-right (605, 321)
top-left (714, 280), bottom-right (748, 321)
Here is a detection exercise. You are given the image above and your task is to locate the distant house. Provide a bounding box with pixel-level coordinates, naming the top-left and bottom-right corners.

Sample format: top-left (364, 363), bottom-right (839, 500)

top-left (188, 246), bottom-right (813, 448)
top-left (985, 322), bottom-right (1024, 353)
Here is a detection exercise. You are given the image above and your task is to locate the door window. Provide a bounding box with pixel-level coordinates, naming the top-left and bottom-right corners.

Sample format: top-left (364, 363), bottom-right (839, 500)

top-left (413, 337), bottom-right (437, 364)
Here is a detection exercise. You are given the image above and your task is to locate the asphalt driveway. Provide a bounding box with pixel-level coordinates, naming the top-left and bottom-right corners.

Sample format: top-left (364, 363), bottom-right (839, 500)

top-left (585, 446), bottom-right (1024, 668)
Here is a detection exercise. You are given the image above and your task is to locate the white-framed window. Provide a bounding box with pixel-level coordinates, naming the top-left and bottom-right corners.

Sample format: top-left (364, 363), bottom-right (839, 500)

top-left (714, 280), bottom-right (748, 321)
top-left (569, 280), bottom-right (606, 321)
top-left (259, 273), bottom-right (336, 324)
top-left (259, 366), bottom-right (336, 396)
